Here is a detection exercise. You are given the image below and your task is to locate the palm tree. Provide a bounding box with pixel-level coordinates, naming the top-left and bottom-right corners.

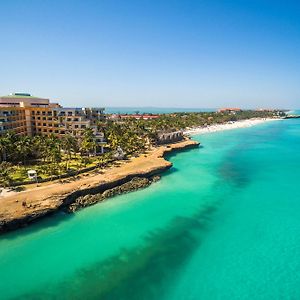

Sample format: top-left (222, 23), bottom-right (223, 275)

top-left (1, 131), bottom-right (17, 162)
top-left (80, 128), bottom-right (97, 157)
top-left (43, 135), bottom-right (62, 178)
top-left (15, 136), bottom-right (32, 166)
top-left (61, 135), bottom-right (78, 169)
top-left (0, 162), bottom-right (13, 187)
top-left (33, 135), bottom-right (46, 161)
top-left (0, 137), bottom-right (9, 162)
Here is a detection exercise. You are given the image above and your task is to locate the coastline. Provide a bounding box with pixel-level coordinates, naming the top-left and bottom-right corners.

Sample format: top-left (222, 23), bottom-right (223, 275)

top-left (0, 139), bottom-right (199, 234)
top-left (184, 117), bottom-right (281, 135)
top-left (0, 117), bottom-right (285, 234)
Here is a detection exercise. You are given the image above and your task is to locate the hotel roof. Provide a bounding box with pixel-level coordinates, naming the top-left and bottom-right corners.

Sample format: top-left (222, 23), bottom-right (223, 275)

top-left (0, 93), bottom-right (47, 99)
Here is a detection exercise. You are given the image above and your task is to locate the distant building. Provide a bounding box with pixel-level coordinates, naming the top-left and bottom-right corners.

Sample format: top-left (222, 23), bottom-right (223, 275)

top-left (217, 108), bottom-right (242, 114)
top-left (109, 114), bottom-right (160, 120)
top-left (0, 93), bottom-right (106, 152)
top-left (157, 131), bottom-right (183, 145)
top-left (255, 108), bottom-right (275, 112)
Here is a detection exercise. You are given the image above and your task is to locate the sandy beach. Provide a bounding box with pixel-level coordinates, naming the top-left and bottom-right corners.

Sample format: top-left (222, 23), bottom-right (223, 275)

top-left (184, 118), bottom-right (281, 135)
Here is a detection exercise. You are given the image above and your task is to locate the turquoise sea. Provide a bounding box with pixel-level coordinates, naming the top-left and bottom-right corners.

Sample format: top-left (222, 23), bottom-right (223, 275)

top-left (288, 109), bottom-right (300, 115)
top-left (0, 118), bottom-right (300, 299)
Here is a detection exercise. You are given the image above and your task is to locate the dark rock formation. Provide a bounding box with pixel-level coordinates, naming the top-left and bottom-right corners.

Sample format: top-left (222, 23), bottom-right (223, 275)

top-left (67, 176), bottom-right (160, 212)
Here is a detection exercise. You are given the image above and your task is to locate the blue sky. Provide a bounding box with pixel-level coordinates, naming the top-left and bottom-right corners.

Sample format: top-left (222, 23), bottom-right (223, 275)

top-left (1, 0), bottom-right (300, 108)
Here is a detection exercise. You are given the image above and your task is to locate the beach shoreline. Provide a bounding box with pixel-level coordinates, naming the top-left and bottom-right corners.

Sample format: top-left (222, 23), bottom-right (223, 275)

top-left (184, 117), bottom-right (282, 135)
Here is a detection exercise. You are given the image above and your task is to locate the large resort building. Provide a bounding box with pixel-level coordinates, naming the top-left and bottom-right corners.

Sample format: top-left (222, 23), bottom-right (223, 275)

top-left (0, 93), bottom-right (106, 151)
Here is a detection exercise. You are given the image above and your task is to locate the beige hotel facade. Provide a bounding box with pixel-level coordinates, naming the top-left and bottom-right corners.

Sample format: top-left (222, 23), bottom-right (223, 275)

top-left (0, 93), bottom-right (106, 150)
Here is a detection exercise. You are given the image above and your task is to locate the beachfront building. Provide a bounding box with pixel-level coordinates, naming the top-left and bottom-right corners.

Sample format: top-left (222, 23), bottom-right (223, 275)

top-left (217, 108), bottom-right (242, 114)
top-left (0, 93), bottom-right (106, 153)
top-left (157, 130), bottom-right (184, 144)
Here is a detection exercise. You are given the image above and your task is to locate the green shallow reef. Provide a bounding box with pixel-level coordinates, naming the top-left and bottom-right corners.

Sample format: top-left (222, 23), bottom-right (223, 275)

top-left (1, 119), bottom-right (300, 300)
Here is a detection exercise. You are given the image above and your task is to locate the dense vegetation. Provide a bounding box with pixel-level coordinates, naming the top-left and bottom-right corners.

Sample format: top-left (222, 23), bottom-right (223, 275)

top-left (0, 128), bottom-right (104, 186)
top-left (0, 110), bottom-right (284, 186)
top-left (140, 110), bottom-right (284, 130)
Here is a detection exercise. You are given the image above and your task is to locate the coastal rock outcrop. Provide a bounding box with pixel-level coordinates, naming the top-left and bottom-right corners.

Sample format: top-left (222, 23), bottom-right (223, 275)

top-left (67, 176), bottom-right (160, 212)
top-left (0, 139), bottom-right (199, 234)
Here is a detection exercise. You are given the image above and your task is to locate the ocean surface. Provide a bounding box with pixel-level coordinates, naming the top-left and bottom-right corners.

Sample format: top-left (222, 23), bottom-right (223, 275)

top-left (1, 118), bottom-right (300, 299)
top-left (105, 107), bottom-right (215, 114)
top-left (288, 109), bottom-right (300, 115)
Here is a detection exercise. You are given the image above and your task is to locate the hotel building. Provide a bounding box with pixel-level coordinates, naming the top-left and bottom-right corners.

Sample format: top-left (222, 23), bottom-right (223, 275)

top-left (0, 93), bottom-right (106, 151)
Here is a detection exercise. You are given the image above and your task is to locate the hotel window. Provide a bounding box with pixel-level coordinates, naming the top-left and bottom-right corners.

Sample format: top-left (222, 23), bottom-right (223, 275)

top-left (43, 123), bottom-right (46, 126)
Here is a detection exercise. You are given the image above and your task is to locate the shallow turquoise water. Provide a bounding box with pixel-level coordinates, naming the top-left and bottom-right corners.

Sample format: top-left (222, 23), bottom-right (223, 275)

top-left (1, 119), bottom-right (300, 299)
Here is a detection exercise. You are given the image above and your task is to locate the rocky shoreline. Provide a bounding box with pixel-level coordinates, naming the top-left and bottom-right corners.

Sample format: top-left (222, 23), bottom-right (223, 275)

top-left (0, 139), bottom-right (199, 234)
top-left (67, 176), bottom-right (161, 212)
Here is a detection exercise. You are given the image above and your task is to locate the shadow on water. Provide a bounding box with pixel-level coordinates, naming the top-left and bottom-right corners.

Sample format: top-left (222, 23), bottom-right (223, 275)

top-left (15, 194), bottom-right (224, 300)
top-left (0, 211), bottom-right (76, 242)
top-left (218, 122), bottom-right (286, 188)
top-left (218, 139), bottom-right (253, 188)
top-left (219, 158), bottom-right (251, 188)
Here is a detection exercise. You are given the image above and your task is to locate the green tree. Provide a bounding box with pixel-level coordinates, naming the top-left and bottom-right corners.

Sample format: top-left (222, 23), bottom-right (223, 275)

top-left (0, 136), bottom-right (9, 162)
top-left (0, 162), bottom-right (13, 187)
top-left (80, 128), bottom-right (96, 157)
top-left (15, 136), bottom-right (32, 166)
top-left (61, 135), bottom-right (78, 169)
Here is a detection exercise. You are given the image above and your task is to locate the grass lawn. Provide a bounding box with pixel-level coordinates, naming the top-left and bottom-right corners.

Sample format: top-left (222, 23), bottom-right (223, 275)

top-left (9, 155), bottom-right (102, 183)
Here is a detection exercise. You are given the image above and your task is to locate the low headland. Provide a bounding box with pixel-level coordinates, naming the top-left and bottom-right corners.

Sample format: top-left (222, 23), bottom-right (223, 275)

top-left (0, 139), bottom-right (199, 234)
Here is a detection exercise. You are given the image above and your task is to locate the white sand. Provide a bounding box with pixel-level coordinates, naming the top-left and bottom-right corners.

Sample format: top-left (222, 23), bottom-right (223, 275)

top-left (184, 118), bottom-right (282, 136)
